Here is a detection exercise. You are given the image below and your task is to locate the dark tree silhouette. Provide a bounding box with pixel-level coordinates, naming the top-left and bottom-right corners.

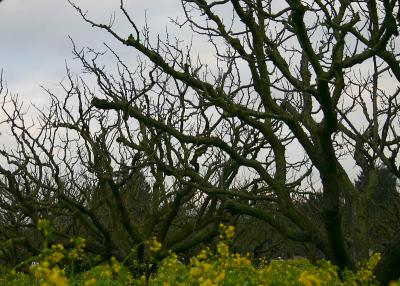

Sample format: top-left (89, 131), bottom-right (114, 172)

top-left (1, 0), bottom-right (400, 284)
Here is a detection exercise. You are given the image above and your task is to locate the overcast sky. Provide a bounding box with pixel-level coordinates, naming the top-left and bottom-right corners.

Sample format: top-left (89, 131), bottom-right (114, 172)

top-left (0, 0), bottom-right (384, 180)
top-left (0, 0), bottom-right (180, 103)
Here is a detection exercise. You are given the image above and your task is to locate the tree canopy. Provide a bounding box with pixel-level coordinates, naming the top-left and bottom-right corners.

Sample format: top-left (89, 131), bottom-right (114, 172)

top-left (1, 0), bottom-right (400, 284)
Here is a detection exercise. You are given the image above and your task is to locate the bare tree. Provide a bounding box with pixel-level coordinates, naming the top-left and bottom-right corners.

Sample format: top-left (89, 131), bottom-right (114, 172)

top-left (0, 67), bottom-right (229, 269)
top-left (1, 0), bottom-right (400, 283)
top-left (64, 0), bottom-right (400, 283)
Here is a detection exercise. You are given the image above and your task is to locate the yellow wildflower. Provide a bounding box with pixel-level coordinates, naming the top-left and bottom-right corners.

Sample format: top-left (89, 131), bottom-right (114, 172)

top-left (148, 237), bottom-right (162, 253)
top-left (225, 225), bottom-right (235, 239)
top-left (189, 266), bottom-right (202, 278)
top-left (299, 272), bottom-right (321, 286)
top-left (197, 249), bottom-right (209, 260)
top-left (234, 255), bottom-right (251, 267)
top-left (37, 219), bottom-right (51, 237)
top-left (84, 277), bottom-right (97, 286)
top-left (68, 237), bottom-right (86, 260)
top-left (219, 224), bottom-right (235, 240)
top-left (46, 266), bottom-right (67, 286)
top-left (31, 261), bottom-right (68, 286)
top-left (111, 256), bottom-right (122, 274)
top-left (47, 251), bottom-right (64, 264)
top-left (217, 242), bottom-right (229, 257)
top-left (126, 273), bottom-right (134, 285)
top-left (199, 278), bottom-right (214, 286)
top-left (203, 263), bottom-right (212, 272)
top-left (101, 269), bottom-right (113, 278)
top-left (215, 270), bottom-right (225, 283)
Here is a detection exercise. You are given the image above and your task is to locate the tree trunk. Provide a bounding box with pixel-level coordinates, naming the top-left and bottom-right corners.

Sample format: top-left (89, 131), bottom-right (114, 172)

top-left (320, 165), bottom-right (356, 270)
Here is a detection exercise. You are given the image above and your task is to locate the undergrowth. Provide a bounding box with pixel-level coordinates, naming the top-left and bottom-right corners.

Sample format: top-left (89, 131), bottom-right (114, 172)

top-left (0, 222), bottom-right (398, 286)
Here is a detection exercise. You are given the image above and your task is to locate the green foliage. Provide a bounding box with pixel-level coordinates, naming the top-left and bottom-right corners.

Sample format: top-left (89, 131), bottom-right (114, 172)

top-left (0, 225), bottom-right (398, 285)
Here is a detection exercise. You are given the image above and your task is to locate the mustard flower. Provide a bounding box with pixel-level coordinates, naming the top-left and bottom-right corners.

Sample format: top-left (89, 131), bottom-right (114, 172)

top-left (148, 237), bottom-right (162, 253)
top-left (84, 277), bottom-right (97, 286)
top-left (299, 271), bottom-right (321, 286)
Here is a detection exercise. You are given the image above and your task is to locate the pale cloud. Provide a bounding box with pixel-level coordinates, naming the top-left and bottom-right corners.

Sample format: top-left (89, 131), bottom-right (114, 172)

top-left (0, 0), bottom-right (182, 101)
top-left (0, 0), bottom-right (185, 151)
